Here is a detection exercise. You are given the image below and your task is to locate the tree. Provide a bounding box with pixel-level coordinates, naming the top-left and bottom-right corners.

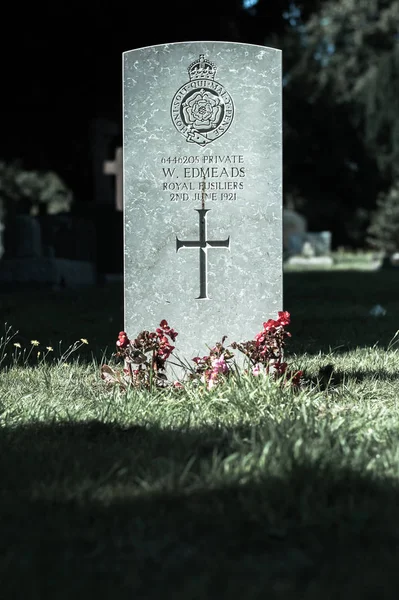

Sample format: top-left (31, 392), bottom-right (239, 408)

top-left (367, 181), bottom-right (399, 253)
top-left (0, 162), bottom-right (73, 216)
top-left (293, 0), bottom-right (399, 180)
top-left (280, 0), bottom-right (399, 246)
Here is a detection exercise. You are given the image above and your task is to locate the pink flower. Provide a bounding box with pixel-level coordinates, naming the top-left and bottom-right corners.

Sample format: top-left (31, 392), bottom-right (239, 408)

top-left (173, 381), bottom-right (184, 389)
top-left (252, 364), bottom-right (261, 376)
top-left (207, 373), bottom-right (217, 389)
top-left (211, 356), bottom-right (229, 375)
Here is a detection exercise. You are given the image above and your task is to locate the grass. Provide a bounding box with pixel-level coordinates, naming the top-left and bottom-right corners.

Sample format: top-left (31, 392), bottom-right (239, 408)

top-left (284, 249), bottom-right (382, 272)
top-left (1, 265), bottom-right (399, 598)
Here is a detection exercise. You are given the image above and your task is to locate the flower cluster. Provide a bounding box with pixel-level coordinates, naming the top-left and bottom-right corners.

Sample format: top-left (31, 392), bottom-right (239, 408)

top-left (190, 311), bottom-right (303, 389)
top-left (7, 336), bottom-right (89, 368)
top-left (101, 312), bottom-right (303, 392)
top-left (231, 311), bottom-right (291, 376)
top-left (231, 311), bottom-right (302, 386)
top-left (191, 336), bottom-right (235, 389)
top-left (101, 320), bottom-right (178, 390)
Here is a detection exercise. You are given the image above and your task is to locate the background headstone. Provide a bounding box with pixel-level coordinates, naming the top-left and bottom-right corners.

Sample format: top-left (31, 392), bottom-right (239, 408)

top-left (305, 231), bottom-right (332, 257)
top-left (283, 208), bottom-right (307, 259)
top-left (286, 230), bottom-right (333, 267)
top-left (5, 215), bottom-right (42, 258)
top-left (90, 118), bottom-right (123, 279)
top-left (0, 214), bottom-right (97, 289)
top-left (123, 41), bottom-right (282, 367)
top-left (90, 118), bottom-right (121, 208)
top-left (104, 147), bottom-right (123, 212)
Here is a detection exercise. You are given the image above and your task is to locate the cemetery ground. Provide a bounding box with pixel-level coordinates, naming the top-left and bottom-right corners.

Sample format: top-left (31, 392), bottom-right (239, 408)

top-left (1, 261), bottom-right (399, 598)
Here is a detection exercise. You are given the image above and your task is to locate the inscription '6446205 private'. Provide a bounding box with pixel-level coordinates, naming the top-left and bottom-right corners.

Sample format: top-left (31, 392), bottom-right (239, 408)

top-left (171, 55), bottom-right (234, 146)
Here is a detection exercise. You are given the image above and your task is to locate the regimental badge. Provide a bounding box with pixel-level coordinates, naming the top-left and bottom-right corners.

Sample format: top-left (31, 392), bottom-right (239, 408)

top-left (171, 54), bottom-right (235, 146)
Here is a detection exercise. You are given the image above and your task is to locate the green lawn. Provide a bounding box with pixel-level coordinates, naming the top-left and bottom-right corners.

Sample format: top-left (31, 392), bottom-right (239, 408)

top-left (1, 267), bottom-right (399, 598)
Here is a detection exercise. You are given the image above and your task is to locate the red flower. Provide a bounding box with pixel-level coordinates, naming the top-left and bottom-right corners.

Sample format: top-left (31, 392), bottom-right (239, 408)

top-left (291, 370), bottom-right (303, 387)
top-left (277, 311), bottom-right (290, 326)
top-left (263, 319), bottom-right (277, 332)
top-left (168, 328), bottom-right (178, 341)
top-left (116, 331), bottom-right (130, 348)
top-left (164, 347), bottom-right (174, 359)
top-left (278, 361), bottom-right (288, 374)
top-left (157, 320), bottom-right (178, 342)
top-left (158, 338), bottom-right (175, 359)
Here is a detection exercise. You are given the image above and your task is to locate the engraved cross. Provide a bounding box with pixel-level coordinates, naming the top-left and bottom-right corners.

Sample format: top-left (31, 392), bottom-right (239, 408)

top-left (176, 209), bottom-right (230, 299)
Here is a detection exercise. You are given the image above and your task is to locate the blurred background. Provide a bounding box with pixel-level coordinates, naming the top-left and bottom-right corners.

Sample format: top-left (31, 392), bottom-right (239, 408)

top-left (0, 0), bottom-right (398, 353)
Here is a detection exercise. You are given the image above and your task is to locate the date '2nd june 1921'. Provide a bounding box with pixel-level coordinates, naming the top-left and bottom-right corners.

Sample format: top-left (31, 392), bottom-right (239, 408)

top-left (169, 192), bottom-right (237, 202)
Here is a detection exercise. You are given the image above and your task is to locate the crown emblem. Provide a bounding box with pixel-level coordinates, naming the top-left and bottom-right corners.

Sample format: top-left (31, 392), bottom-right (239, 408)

top-left (188, 54), bottom-right (217, 81)
top-left (171, 54), bottom-right (234, 146)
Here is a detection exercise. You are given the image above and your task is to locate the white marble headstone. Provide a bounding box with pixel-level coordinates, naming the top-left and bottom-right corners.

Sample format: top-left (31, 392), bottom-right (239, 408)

top-left (123, 41), bottom-right (282, 366)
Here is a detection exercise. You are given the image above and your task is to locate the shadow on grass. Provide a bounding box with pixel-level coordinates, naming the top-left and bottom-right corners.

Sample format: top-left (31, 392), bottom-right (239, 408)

top-left (0, 282), bottom-right (124, 364)
top-left (300, 363), bottom-right (399, 390)
top-left (1, 420), bottom-right (399, 599)
top-left (284, 269), bottom-right (399, 355)
top-left (330, 368), bottom-right (399, 385)
top-left (2, 268), bottom-right (399, 362)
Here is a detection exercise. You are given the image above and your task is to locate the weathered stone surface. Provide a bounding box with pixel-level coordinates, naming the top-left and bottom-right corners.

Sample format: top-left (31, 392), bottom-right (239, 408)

top-left (123, 41), bottom-right (282, 367)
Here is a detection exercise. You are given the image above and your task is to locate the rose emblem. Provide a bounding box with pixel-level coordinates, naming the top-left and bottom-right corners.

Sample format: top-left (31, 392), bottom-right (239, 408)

top-left (171, 55), bottom-right (234, 145)
top-left (182, 90), bottom-right (222, 131)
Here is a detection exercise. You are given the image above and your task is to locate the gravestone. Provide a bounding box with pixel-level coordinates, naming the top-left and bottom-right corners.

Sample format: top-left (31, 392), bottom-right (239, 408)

top-left (90, 118), bottom-right (120, 208)
top-left (283, 208), bottom-right (307, 259)
top-left (286, 231), bottom-right (333, 267)
top-left (90, 118), bottom-right (123, 277)
top-left (0, 214), bottom-right (96, 288)
top-left (123, 41), bottom-right (282, 366)
top-left (104, 147), bottom-right (123, 212)
top-left (305, 231), bottom-right (332, 257)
